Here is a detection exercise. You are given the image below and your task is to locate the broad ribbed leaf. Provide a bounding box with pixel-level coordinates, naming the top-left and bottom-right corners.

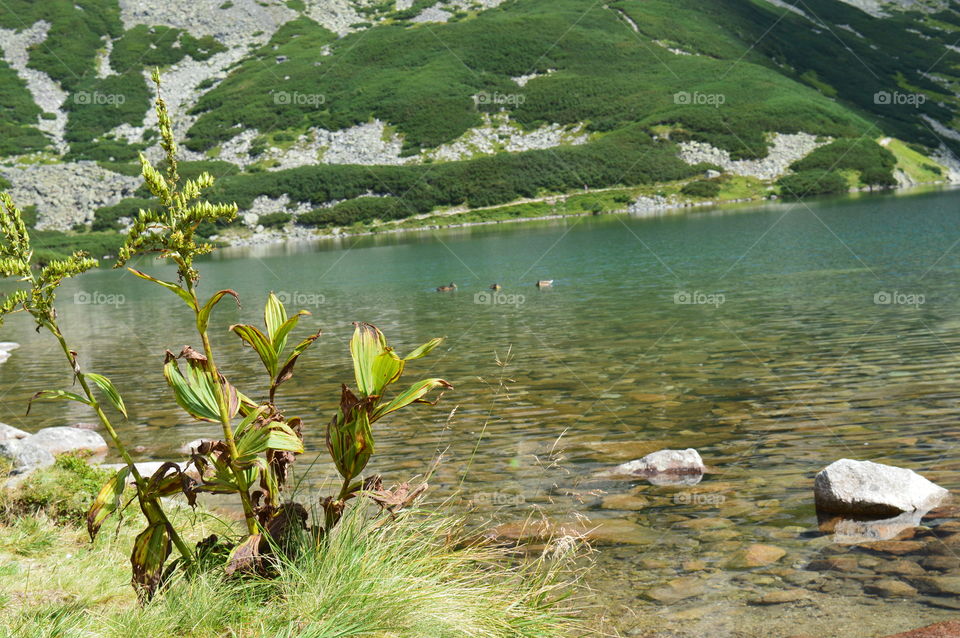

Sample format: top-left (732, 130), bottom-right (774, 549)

top-left (86, 466), bottom-right (130, 541)
top-left (275, 330), bottom-right (321, 392)
top-left (404, 337), bottom-right (444, 361)
top-left (370, 349), bottom-right (404, 396)
top-left (373, 378), bottom-right (453, 421)
top-left (128, 268), bottom-right (196, 311)
top-left (27, 389), bottom-right (91, 415)
top-left (350, 322), bottom-right (384, 396)
top-left (266, 423), bottom-right (304, 454)
top-left (231, 324), bottom-right (278, 378)
top-left (235, 427), bottom-right (271, 467)
top-left (271, 310), bottom-right (309, 354)
top-left (197, 289), bottom-right (240, 333)
top-left (131, 522), bottom-right (171, 602)
top-left (264, 292), bottom-right (287, 343)
top-left (85, 373), bottom-right (128, 418)
top-left (163, 355), bottom-right (220, 421)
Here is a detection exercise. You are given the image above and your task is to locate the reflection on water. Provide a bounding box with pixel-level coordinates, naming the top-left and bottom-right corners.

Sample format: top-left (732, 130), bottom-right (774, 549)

top-left (3, 188), bottom-right (960, 636)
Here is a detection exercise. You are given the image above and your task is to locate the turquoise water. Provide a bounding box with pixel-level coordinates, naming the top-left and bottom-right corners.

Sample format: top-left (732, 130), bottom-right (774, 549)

top-left (4, 188), bottom-right (960, 636)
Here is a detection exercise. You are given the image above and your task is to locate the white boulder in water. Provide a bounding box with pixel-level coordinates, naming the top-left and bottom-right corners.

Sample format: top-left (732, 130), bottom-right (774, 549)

top-left (814, 458), bottom-right (948, 517)
top-left (0, 342), bottom-right (19, 364)
top-left (611, 448), bottom-right (705, 485)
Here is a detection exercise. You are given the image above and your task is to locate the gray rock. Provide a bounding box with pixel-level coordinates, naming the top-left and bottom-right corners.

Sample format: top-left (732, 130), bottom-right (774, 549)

top-left (0, 439), bottom-right (55, 475)
top-left (612, 448), bottom-right (705, 485)
top-left (25, 426), bottom-right (108, 457)
top-left (0, 422), bottom-right (30, 441)
top-left (814, 458), bottom-right (949, 517)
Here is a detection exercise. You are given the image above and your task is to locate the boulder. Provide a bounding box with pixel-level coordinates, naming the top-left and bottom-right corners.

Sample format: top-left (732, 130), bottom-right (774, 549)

top-left (611, 448), bottom-right (705, 485)
top-left (0, 342), bottom-right (18, 364)
top-left (0, 422), bottom-right (30, 441)
top-left (0, 439), bottom-right (55, 474)
top-left (882, 621), bottom-right (960, 638)
top-left (814, 459), bottom-right (948, 517)
top-left (25, 426), bottom-right (108, 457)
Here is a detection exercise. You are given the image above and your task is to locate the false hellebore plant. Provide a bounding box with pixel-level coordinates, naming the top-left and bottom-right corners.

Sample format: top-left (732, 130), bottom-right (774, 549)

top-left (0, 70), bottom-right (452, 600)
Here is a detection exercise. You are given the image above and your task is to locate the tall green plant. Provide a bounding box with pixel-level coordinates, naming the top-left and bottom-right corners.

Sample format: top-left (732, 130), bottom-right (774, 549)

top-left (0, 192), bottom-right (194, 600)
top-left (114, 70), bottom-right (316, 555)
top-left (321, 323), bottom-right (451, 531)
top-left (0, 68), bottom-right (453, 602)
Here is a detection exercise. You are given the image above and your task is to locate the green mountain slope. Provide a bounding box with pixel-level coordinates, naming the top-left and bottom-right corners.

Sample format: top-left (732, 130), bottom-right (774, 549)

top-left (0, 0), bottom-right (958, 252)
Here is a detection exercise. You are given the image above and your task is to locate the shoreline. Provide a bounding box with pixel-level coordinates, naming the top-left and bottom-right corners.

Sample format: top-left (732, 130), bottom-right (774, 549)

top-left (218, 180), bottom-right (960, 253)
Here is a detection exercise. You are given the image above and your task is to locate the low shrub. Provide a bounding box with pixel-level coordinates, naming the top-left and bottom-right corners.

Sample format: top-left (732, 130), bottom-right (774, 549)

top-left (680, 179), bottom-right (721, 198)
top-left (777, 169), bottom-right (849, 200)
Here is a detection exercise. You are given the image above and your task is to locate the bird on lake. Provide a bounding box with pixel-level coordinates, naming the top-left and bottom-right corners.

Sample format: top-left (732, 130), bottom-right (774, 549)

top-left (536, 280), bottom-right (554, 288)
top-left (490, 283), bottom-right (502, 290)
top-left (436, 282), bottom-right (457, 292)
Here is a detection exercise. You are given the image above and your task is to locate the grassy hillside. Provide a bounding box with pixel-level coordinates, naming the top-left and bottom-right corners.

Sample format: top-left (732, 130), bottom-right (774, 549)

top-left (1, 0), bottom-right (958, 252)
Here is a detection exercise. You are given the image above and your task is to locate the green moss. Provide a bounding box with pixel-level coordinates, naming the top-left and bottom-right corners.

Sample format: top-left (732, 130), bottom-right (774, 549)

top-left (2, 452), bottom-right (111, 525)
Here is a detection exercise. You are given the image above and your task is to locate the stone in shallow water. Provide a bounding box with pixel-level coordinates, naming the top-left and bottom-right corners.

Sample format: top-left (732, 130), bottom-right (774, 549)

top-left (877, 559), bottom-right (925, 577)
top-left (911, 576), bottom-right (960, 596)
top-left (882, 620), bottom-right (960, 637)
top-left (865, 578), bottom-right (918, 598)
top-left (600, 493), bottom-right (650, 511)
top-left (920, 556), bottom-right (960, 571)
top-left (860, 540), bottom-right (926, 555)
top-left (819, 509), bottom-right (925, 544)
top-left (806, 556), bottom-right (858, 572)
top-left (751, 588), bottom-right (807, 605)
top-left (609, 448), bottom-right (705, 486)
top-left (814, 458), bottom-right (948, 517)
top-left (490, 518), bottom-right (658, 545)
top-left (642, 576), bottom-right (705, 603)
top-left (725, 544), bottom-right (787, 568)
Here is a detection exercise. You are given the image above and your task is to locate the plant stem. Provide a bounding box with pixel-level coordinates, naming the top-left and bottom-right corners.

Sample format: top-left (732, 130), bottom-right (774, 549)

top-left (186, 282), bottom-right (259, 536)
top-left (47, 322), bottom-right (193, 562)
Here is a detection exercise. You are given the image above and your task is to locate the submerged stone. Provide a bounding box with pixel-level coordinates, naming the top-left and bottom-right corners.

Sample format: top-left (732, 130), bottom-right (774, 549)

top-left (609, 448), bottom-right (705, 486)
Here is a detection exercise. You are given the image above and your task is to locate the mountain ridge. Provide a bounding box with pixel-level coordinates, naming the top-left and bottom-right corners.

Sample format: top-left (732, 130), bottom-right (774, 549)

top-left (0, 0), bottom-right (958, 255)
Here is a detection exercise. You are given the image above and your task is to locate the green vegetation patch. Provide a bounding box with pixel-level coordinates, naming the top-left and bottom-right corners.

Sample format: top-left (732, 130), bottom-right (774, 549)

top-left (791, 138), bottom-right (897, 186)
top-left (2, 453), bottom-right (110, 525)
top-left (186, 2), bottom-right (869, 158)
top-left (777, 169), bottom-right (850, 200)
top-left (110, 25), bottom-right (226, 74)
